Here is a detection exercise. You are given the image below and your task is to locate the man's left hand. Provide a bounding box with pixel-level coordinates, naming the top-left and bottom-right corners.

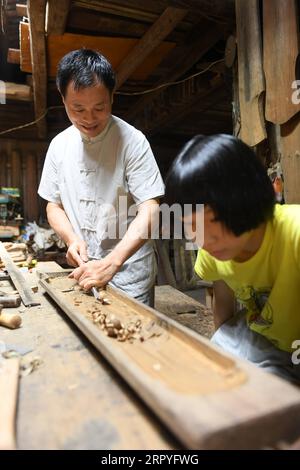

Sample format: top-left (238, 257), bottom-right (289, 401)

top-left (69, 254), bottom-right (121, 290)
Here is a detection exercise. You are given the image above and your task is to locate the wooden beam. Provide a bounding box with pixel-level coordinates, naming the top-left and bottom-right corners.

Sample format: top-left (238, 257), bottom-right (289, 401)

top-left (134, 74), bottom-right (223, 136)
top-left (0, 81), bottom-right (32, 102)
top-left (27, 0), bottom-right (47, 139)
top-left (16, 4), bottom-right (28, 17)
top-left (116, 7), bottom-right (188, 89)
top-left (7, 49), bottom-right (20, 64)
top-left (20, 22), bottom-right (175, 81)
top-left (46, 0), bottom-right (71, 34)
top-left (125, 21), bottom-right (225, 122)
top-left (169, 0), bottom-right (235, 19)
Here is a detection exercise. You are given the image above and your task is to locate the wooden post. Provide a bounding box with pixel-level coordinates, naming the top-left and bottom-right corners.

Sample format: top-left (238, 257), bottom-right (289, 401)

top-left (27, 0), bottom-right (47, 139)
top-left (116, 7), bottom-right (188, 89)
top-left (46, 0), bottom-right (70, 34)
top-left (23, 152), bottom-right (39, 222)
top-left (280, 112), bottom-right (300, 203)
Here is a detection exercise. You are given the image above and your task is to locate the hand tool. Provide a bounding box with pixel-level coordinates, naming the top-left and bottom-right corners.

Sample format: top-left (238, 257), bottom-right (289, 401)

top-left (0, 306), bottom-right (22, 329)
top-left (0, 295), bottom-right (21, 308)
top-left (91, 286), bottom-right (100, 301)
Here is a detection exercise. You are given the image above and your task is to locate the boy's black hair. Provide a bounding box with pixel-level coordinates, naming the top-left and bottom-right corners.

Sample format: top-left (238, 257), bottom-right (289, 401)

top-left (164, 134), bottom-right (276, 236)
top-left (56, 49), bottom-right (116, 97)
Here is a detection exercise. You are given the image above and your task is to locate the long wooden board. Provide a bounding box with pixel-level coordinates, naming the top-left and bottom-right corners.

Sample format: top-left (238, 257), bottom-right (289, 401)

top-left (264, 0), bottom-right (300, 124)
top-left (40, 271), bottom-right (300, 449)
top-left (235, 0), bottom-right (266, 146)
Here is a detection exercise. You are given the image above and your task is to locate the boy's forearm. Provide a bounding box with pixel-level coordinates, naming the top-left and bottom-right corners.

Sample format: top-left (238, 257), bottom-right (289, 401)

top-left (46, 202), bottom-right (79, 246)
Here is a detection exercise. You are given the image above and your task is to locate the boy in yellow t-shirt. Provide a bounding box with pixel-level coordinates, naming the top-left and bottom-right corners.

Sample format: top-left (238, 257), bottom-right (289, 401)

top-left (165, 134), bottom-right (300, 384)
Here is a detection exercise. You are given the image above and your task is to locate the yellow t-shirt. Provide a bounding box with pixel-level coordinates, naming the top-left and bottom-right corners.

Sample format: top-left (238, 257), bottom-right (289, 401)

top-left (195, 204), bottom-right (300, 352)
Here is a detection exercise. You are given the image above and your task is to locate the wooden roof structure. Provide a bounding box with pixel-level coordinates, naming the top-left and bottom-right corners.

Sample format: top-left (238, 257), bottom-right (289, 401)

top-left (0, 0), bottom-right (234, 171)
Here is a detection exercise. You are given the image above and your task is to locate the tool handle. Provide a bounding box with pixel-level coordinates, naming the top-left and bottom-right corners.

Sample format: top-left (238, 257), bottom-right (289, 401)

top-left (0, 312), bottom-right (22, 329)
top-left (0, 358), bottom-right (20, 449)
top-left (0, 296), bottom-right (21, 307)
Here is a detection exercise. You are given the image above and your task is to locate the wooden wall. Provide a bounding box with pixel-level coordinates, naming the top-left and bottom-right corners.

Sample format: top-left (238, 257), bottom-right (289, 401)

top-left (0, 138), bottom-right (49, 223)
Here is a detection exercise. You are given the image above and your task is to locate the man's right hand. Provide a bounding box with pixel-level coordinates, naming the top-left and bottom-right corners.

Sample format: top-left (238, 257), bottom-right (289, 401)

top-left (66, 237), bottom-right (88, 267)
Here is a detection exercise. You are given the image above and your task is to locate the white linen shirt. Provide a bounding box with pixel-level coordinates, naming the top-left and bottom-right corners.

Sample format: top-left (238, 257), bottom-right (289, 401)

top-left (38, 115), bottom-right (165, 296)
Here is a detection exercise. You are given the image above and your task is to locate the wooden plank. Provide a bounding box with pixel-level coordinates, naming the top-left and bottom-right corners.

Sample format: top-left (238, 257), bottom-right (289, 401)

top-left (40, 270), bottom-right (300, 449)
top-left (0, 358), bottom-right (20, 450)
top-left (46, 0), bottom-right (71, 34)
top-left (1, 261), bottom-right (176, 449)
top-left (264, 0), bottom-right (300, 124)
top-left (280, 112), bottom-right (300, 203)
top-left (0, 81), bottom-right (32, 102)
top-left (22, 152), bottom-right (39, 222)
top-left (19, 22), bottom-right (175, 81)
top-left (235, 0), bottom-right (266, 146)
top-left (7, 48), bottom-right (20, 64)
top-left (0, 242), bottom-right (40, 307)
top-left (116, 7), bottom-right (188, 88)
top-left (16, 4), bottom-right (27, 17)
top-left (27, 0), bottom-right (47, 139)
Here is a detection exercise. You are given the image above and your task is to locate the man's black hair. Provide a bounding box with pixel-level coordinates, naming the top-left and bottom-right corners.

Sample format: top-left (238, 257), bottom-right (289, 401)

top-left (56, 49), bottom-right (116, 97)
top-left (164, 134), bottom-right (276, 236)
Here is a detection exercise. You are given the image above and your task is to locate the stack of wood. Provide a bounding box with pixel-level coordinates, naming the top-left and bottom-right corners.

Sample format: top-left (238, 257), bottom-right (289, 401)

top-left (0, 242), bottom-right (28, 268)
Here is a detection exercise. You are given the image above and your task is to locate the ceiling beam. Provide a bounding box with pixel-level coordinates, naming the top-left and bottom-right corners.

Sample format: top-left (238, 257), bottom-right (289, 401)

top-left (135, 74), bottom-right (224, 136)
top-left (46, 0), bottom-right (71, 34)
top-left (125, 21), bottom-right (225, 122)
top-left (116, 7), bottom-right (188, 89)
top-left (27, 0), bottom-right (47, 139)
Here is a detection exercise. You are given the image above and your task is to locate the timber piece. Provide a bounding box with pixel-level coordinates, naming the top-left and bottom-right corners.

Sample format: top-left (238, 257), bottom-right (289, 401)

top-left (0, 243), bottom-right (40, 307)
top-left (3, 261), bottom-right (175, 449)
top-left (263, 0), bottom-right (300, 124)
top-left (19, 22), bottom-right (175, 81)
top-left (0, 296), bottom-right (21, 308)
top-left (46, 0), bottom-right (70, 34)
top-left (16, 4), bottom-right (27, 17)
top-left (40, 270), bottom-right (300, 450)
top-left (0, 81), bottom-right (31, 102)
top-left (27, 0), bottom-right (47, 139)
top-left (22, 152), bottom-right (39, 222)
top-left (7, 49), bottom-right (20, 65)
top-left (0, 358), bottom-right (20, 450)
top-left (280, 112), bottom-right (300, 203)
top-left (116, 7), bottom-right (188, 88)
top-left (235, 0), bottom-right (266, 146)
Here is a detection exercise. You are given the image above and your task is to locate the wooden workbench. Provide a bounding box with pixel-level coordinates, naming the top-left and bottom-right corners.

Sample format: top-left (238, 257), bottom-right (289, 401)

top-left (0, 262), bottom-right (177, 450)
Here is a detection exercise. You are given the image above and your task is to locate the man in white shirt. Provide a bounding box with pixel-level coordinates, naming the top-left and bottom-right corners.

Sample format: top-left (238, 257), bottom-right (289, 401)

top-left (38, 49), bottom-right (165, 305)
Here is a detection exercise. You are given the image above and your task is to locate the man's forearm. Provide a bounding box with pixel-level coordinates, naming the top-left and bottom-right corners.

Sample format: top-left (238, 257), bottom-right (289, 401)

top-left (46, 202), bottom-right (78, 246)
top-left (108, 199), bottom-right (159, 267)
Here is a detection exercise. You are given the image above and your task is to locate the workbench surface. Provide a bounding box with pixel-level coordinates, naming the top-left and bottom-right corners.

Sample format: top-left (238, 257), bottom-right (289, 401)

top-left (0, 262), bottom-right (177, 450)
